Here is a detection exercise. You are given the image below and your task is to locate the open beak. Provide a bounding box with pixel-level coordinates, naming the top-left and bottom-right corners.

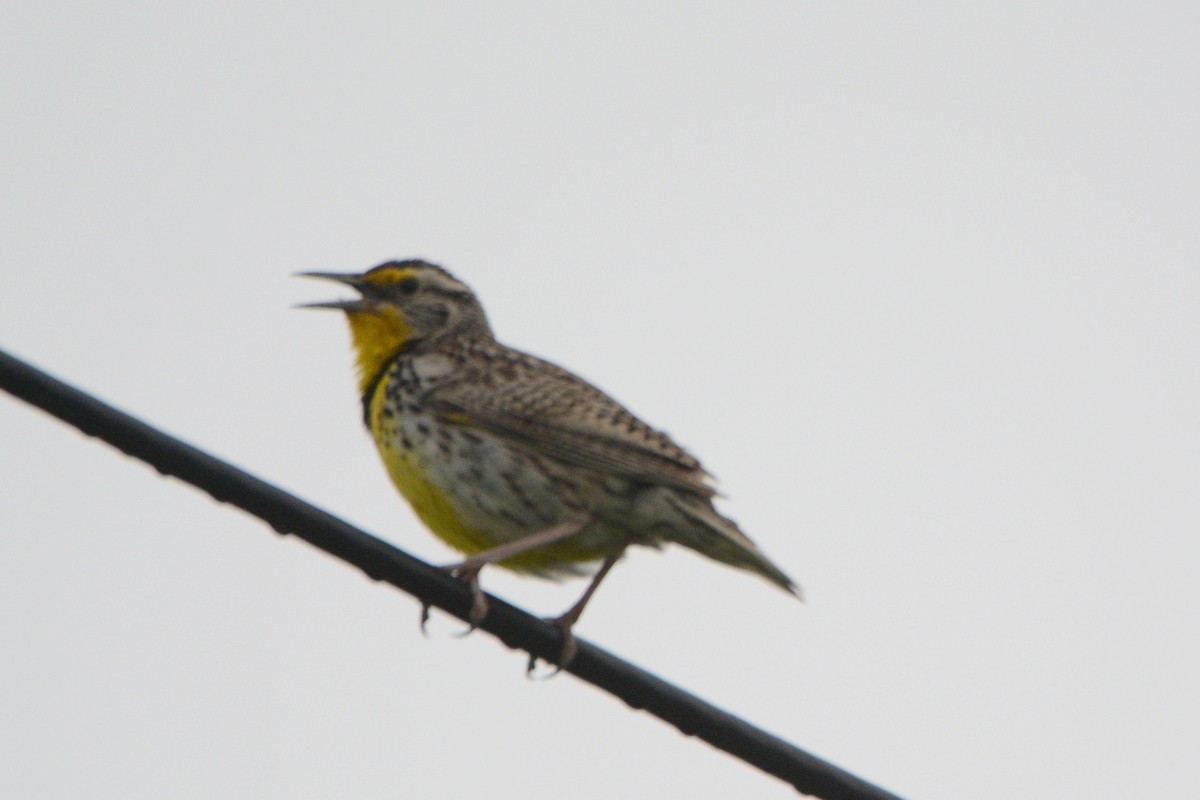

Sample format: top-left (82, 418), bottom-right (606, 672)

top-left (295, 272), bottom-right (371, 311)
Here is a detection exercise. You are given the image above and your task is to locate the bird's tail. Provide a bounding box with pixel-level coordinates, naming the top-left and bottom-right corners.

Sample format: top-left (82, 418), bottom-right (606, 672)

top-left (667, 494), bottom-right (802, 599)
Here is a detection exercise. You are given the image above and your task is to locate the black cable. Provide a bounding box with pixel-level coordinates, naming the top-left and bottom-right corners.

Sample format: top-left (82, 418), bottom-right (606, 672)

top-left (0, 347), bottom-right (905, 800)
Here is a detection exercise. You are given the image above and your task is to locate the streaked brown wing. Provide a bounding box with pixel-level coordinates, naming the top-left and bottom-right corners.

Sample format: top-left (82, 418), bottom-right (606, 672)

top-left (425, 348), bottom-right (715, 498)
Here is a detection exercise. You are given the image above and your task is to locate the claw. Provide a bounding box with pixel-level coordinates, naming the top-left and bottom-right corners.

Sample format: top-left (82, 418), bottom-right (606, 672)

top-left (556, 624), bottom-right (579, 669)
top-left (526, 653), bottom-right (556, 679)
top-left (420, 563), bottom-right (488, 636)
top-left (525, 614), bottom-right (580, 679)
top-left (465, 574), bottom-right (489, 625)
top-left (419, 602), bottom-right (433, 636)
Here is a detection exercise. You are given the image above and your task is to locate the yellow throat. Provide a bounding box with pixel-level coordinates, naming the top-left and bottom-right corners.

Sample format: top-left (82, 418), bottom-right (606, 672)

top-left (344, 306), bottom-right (411, 395)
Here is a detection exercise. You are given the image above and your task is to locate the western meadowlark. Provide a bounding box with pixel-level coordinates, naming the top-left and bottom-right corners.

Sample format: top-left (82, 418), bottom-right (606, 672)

top-left (301, 259), bottom-right (799, 667)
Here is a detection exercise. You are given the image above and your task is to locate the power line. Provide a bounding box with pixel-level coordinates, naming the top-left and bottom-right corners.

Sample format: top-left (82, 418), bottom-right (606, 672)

top-left (1, 347), bottom-right (905, 800)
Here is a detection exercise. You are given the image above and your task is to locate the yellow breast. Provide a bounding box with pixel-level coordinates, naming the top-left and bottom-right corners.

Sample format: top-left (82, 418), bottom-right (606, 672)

top-left (365, 372), bottom-right (607, 576)
top-left (367, 378), bottom-right (498, 558)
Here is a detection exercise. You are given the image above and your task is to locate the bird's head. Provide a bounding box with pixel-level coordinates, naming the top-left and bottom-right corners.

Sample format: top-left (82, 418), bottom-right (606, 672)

top-left (299, 259), bottom-right (491, 392)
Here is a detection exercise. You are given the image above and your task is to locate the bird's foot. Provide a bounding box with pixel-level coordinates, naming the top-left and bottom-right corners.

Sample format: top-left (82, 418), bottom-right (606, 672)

top-left (419, 563), bottom-right (488, 636)
top-left (525, 612), bottom-right (581, 679)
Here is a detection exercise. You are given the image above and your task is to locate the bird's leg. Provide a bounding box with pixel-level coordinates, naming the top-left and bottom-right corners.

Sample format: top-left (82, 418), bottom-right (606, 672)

top-left (451, 518), bottom-right (588, 574)
top-left (420, 518), bottom-right (587, 633)
top-left (528, 547), bottom-right (624, 676)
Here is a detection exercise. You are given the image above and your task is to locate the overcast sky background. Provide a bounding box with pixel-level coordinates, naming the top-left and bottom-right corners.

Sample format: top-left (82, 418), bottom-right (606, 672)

top-left (3, 4), bottom-right (1197, 799)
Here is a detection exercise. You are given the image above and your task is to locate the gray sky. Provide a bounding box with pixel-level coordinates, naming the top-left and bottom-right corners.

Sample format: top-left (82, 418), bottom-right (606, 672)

top-left (3, 4), bottom-right (1197, 798)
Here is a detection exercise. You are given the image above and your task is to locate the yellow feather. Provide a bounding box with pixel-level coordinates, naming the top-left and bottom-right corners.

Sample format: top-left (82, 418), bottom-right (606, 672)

top-left (366, 374), bottom-right (605, 575)
top-left (344, 307), bottom-right (410, 396)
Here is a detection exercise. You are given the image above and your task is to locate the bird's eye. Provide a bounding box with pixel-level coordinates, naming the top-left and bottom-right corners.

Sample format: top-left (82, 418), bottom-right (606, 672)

top-left (397, 277), bottom-right (419, 294)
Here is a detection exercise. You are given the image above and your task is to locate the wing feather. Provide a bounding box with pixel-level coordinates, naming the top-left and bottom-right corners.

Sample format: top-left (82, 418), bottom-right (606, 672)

top-left (425, 348), bottom-right (715, 498)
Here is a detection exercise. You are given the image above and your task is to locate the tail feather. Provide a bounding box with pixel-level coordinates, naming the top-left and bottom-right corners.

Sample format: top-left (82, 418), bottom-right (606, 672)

top-left (667, 495), bottom-right (802, 599)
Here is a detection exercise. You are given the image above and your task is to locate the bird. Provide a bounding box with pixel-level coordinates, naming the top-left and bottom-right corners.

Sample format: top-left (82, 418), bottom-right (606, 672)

top-left (300, 259), bottom-right (799, 669)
